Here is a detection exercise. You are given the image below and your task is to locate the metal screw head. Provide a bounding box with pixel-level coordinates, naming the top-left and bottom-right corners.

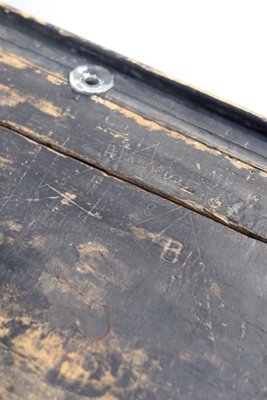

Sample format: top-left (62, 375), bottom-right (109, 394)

top-left (69, 65), bottom-right (114, 95)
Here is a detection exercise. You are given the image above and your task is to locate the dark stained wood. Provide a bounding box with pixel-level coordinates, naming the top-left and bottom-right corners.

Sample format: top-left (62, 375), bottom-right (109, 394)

top-left (1, 127), bottom-right (267, 400)
top-left (0, 4), bottom-right (267, 399)
top-left (0, 5), bottom-right (267, 168)
top-left (0, 49), bottom-right (266, 242)
top-left (0, 34), bottom-right (266, 170)
top-left (0, 3), bottom-right (267, 141)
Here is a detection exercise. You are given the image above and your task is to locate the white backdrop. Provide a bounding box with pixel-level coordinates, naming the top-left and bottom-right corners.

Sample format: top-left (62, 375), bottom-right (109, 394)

top-left (4, 0), bottom-right (267, 117)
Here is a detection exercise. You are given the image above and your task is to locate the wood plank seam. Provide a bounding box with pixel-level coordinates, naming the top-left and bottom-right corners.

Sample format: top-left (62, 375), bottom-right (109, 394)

top-left (2, 121), bottom-right (267, 245)
top-left (1, 48), bottom-right (266, 241)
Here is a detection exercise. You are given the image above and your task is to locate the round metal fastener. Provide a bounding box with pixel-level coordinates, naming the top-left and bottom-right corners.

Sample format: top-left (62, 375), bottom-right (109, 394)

top-left (69, 65), bottom-right (114, 95)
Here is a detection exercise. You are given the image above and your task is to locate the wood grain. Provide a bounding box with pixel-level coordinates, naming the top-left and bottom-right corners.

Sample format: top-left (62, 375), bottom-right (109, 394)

top-left (0, 49), bottom-right (266, 242)
top-left (0, 22), bottom-right (267, 171)
top-left (1, 127), bottom-right (267, 400)
top-left (0, 6), bottom-right (267, 399)
top-left (0, 1), bottom-right (267, 139)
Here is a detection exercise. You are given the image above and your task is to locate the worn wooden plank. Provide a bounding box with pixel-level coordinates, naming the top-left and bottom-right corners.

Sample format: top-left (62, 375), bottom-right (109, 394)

top-left (0, 3), bottom-right (267, 135)
top-left (1, 127), bottom-right (267, 399)
top-left (0, 3), bottom-right (267, 169)
top-left (0, 49), bottom-right (266, 242)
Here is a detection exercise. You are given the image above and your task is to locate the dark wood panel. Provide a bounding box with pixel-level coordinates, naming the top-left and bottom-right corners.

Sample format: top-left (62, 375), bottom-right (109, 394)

top-left (0, 3), bottom-right (267, 169)
top-left (0, 50), bottom-right (266, 242)
top-left (0, 127), bottom-right (267, 400)
top-left (0, 3), bottom-right (267, 138)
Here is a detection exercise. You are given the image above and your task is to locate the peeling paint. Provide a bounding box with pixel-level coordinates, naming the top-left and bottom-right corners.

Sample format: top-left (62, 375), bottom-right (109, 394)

top-left (0, 83), bottom-right (63, 118)
top-left (45, 73), bottom-right (64, 86)
top-left (92, 96), bottom-right (220, 155)
top-left (0, 51), bottom-right (27, 70)
top-left (227, 157), bottom-right (252, 170)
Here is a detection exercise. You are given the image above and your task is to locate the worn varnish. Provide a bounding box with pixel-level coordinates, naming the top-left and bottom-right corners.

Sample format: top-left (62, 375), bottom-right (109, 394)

top-left (1, 127), bottom-right (267, 400)
top-left (0, 50), bottom-right (267, 241)
top-left (0, 3), bottom-right (267, 400)
top-left (0, 11), bottom-right (267, 169)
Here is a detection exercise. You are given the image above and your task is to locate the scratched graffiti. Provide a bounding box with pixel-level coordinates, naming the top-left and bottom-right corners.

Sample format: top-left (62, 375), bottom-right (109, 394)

top-left (160, 239), bottom-right (183, 263)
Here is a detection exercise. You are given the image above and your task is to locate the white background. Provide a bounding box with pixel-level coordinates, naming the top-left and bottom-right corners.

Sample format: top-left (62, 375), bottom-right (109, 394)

top-left (4, 0), bottom-right (267, 117)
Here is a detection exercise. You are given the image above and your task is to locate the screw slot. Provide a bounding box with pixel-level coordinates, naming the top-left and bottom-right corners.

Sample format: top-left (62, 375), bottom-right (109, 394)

top-left (69, 65), bottom-right (114, 95)
top-left (85, 76), bottom-right (99, 86)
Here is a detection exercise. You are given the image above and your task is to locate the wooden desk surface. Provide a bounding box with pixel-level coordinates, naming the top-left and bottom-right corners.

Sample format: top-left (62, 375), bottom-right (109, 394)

top-left (0, 4), bottom-right (267, 400)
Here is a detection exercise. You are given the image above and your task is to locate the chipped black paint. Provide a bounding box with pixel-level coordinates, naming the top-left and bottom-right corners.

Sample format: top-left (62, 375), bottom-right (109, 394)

top-left (0, 128), bottom-right (267, 399)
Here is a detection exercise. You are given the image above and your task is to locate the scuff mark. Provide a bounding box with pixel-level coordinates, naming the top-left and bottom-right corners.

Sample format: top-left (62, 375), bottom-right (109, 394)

top-left (208, 197), bottom-right (221, 210)
top-left (43, 182), bottom-right (102, 219)
top-left (260, 171), bottom-right (267, 178)
top-left (60, 192), bottom-right (77, 206)
top-left (227, 157), bottom-right (252, 170)
top-left (0, 155), bottom-right (12, 166)
top-left (78, 242), bottom-right (109, 257)
top-left (46, 74), bottom-right (64, 86)
top-left (92, 96), bottom-right (219, 155)
top-left (227, 202), bottom-right (243, 218)
top-left (0, 51), bottom-right (28, 70)
top-left (27, 235), bottom-right (46, 249)
top-left (0, 83), bottom-right (63, 118)
top-left (0, 220), bottom-right (23, 232)
top-left (209, 282), bottom-right (222, 299)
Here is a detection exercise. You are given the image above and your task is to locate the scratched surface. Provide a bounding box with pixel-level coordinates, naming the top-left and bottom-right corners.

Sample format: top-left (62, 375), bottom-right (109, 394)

top-left (1, 5), bottom-right (267, 400)
top-left (0, 3), bottom-right (267, 163)
top-left (0, 50), bottom-right (266, 242)
top-left (1, 128), bottom-right (267, 399)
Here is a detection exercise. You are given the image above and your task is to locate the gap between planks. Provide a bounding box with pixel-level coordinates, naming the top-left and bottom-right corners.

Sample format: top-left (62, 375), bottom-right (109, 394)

top-left (2, 120), bottom-right (267, 246)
